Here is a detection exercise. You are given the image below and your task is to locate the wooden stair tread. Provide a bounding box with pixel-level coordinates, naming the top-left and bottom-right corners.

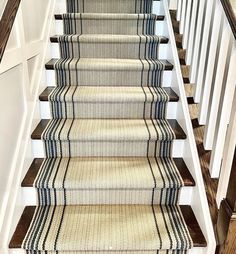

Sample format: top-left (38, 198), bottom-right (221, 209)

top-left (21, 158), bottom-right (195, 187)
top-left (178, 49), bottom-right (186, 65)
top-left (45, 58), bottom-right (174, 70)
top-left (54, 14), bottom-right (165, 21)
top-left (181, 65), bottom-right (190, 84)
top-left (50, 35), bottom-right (169, 44)
top-left (9, 205), bottom-right (207, 249)
top-left (31, 119), bottom-right (187, 140)
top-left (9, 206), bottom-right (35, 249)
top-left (39, 86), bottom-right (179, 102)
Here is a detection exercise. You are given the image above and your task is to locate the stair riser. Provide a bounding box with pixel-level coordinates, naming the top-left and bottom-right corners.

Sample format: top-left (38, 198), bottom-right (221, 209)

top-left (22, 187), bottom-right (193, 206)
top-left (43, 140), bottom-right (178, 157)
top-left (40, 101), bottom-right (177, 119)
top-left (62, 18), bottom-right (156, 35)
top-left (32, 140), bottom-right (184, 158)
top-left (46, 70), bottom-right (172, 87)
top-left (51, 42), bottom-right (168, 59)
top-left (55, 20), bottom-right (164, 36)
top-left (9, 248), bottom-right (206, 254)
top-left (65, 0), bottom-right (153, 13)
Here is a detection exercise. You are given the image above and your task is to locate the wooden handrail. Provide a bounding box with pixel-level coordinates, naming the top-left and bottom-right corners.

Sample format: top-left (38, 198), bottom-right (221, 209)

top-left (0, 0), bottom-right (21, 63)
top-left (221, 0), bottom-right (236, 39)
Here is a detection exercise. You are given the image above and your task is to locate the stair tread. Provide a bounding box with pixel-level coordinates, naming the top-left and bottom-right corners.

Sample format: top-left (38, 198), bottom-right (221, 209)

top-left (45, 58), bottom-right (174, 70)
top-left (22, 157), bottom-right (195, 188)
top-left (31, 119), bottom-right (187, 140)
top-left (55, 13), bottom-right (165, 20)
top-left (51, 34), bottom-right (169, 44)
top-left (39, 86), bottom-right (179, 102)
top-left (9, 205), bottom-right (207, 249)
top-left (181, 65), bottom-right (190, 84)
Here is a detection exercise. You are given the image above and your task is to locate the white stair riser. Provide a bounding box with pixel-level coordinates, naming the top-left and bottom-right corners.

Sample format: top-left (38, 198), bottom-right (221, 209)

top-left (40, 101), bottom-right (178, 119)
top-left (32, 139), bottom-right (185, 158)
top-left (55, 20), bottom-right (165, 37)
top-left (46, 69), bottom-right (173, 87)
top-left (55, 0), bottom-right (164, 16)
top-left (10, 247), bottom-right (206, 254)
top-left (51, 43), bottom-right (169, 59)
top-left (22, 187), bottom-right (193, 206)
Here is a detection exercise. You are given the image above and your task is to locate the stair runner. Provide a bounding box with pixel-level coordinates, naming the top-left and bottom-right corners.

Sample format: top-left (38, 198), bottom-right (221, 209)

top-left (21, 0), bottom-right (193, 253)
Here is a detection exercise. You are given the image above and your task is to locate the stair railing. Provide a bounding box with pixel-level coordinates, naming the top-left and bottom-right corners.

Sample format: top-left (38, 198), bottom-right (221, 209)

top-left (173, 0), bottom-right (236, 199)
top-left (0, 0), bottom-right (21, 62)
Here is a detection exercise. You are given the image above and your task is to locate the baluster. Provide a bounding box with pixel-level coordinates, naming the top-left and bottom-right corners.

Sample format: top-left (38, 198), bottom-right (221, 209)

top-left (209, 40), bottom-right (235, 178)
top-left (210, 41), bottom-right (236, 177)
top-left (177, 0), bottom-right (182, 21)
top-left (194, 0), bottom-right (216, 103)
top-left (185, 0), bottom-right (198, 64)
top-left (203, 19), bottom-right (232, 152)
top-left (198, 3), bottom-right (224, 125)
top-left (168, 0), bottom-right (178, 9)
top-left (189, 0), bottom-right (206, 83)
top-left (182, 0), bottom-right (192, 49)
top-left (216, 88), bottom-right (236, 206)
top-left (179, 0), bottom-right (187, 34)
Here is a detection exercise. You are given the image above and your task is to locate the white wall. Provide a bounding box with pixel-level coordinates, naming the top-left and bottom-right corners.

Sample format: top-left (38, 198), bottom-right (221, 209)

top-left (0, 0), bottom-right (56, 252)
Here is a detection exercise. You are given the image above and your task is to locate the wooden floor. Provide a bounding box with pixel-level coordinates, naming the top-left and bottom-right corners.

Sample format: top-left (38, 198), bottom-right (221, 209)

top-left (170, 10), bottom-right (219, 239)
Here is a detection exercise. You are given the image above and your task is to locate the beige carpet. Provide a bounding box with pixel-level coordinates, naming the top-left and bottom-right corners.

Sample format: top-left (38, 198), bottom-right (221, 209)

top-left (22, 0), bottom-right (194, 252)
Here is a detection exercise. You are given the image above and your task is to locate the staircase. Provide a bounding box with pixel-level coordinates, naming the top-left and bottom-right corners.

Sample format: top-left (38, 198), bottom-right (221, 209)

top-left (9, 0), bottom-right (209, 253)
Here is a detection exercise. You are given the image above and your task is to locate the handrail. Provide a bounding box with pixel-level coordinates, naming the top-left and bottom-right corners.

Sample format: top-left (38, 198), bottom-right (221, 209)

top-left (0, 0), bottom-right (21, 63)
top-left (221, 0), bottom-right (236, 39)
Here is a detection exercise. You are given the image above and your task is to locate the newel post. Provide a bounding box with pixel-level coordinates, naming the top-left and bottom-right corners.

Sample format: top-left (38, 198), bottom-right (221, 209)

top-left (217, 148), bottom-right (236, 253)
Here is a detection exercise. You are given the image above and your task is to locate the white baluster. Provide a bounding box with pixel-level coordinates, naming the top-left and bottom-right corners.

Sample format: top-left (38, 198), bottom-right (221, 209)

top-left (209, 40), bottom-right (235, 178)
top-left (169, 0), bottom-right (178, 9)
top-left (216, 88), bottom-right (236, 206)
top-left (177, 0), bottom-right (182, 21)
top-left (182, 0), bottom-right (192, 49)
top-left (198, 3), bottom-right (223, 125)
top-left (189, 0), bottom-right (206, 83)
top-left (185, 0), bottom-right (198, 65)
top-left (179, 0), bottom-right (187, 34)
top-left (203, 19), bottom-right (232, 151)
top-left (194, 0), bottom-right (216, 103)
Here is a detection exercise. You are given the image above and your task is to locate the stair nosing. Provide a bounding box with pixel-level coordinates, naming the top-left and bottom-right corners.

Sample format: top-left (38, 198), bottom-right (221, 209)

top-left (50, 35), bottom-right (169, 44)
top-left (39, 86), bottom-right (179, 102)
top-left (31, 119), bottom-right (187, 140)
top-left (9, 205), bottom-right (207, 249)
top-left (45, 58), bottom-right (174, 70)
top-left (54, 13), bottom-right (165, 21)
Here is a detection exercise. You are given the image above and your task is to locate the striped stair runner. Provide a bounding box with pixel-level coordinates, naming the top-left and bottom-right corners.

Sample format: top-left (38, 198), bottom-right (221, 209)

top-left (20, 0), bottom-right (194, 253)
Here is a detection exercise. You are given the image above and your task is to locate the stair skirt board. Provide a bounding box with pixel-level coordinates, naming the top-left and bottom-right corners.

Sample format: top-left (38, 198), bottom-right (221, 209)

top-left (10, 0), bottom-right (207, 252)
